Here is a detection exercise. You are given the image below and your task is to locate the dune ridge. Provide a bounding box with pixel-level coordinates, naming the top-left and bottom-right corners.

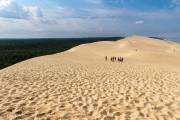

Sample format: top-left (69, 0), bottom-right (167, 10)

top-left (0, 35), bottom-right (180, 120)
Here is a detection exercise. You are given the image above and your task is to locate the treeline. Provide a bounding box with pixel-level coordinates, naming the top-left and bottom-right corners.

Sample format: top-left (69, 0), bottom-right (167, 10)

top-left (0, 37), bottom-right (124, 69)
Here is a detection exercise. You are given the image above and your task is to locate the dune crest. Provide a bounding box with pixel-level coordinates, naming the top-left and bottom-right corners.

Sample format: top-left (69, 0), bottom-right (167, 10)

top-left (65, 35), bottom-right (180, 65)
top-left (0, 36), bottom-right (180, 120)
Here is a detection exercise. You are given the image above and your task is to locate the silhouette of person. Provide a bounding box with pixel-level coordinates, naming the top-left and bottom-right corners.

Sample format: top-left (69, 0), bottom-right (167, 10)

top-left (105, 56), bottom-right (108, 61)
top-left (118, 57), bottom-right (120, 62)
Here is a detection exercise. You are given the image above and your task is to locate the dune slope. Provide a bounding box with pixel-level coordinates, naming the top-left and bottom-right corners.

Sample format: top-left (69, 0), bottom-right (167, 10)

top-left (0, 36), bottom-right (180, 120)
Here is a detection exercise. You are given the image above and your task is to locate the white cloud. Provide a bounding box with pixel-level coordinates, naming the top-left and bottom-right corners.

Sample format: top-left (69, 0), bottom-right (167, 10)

top-left (24, 6), bottom-right (43, 19)
top-left (84, 0), bottom-right (125, 5)
top-left (135, 20), bottom-right (144, 24)
top-left (0, 0), bottom-right (42, 19)
top-left (0, 0), bottom-right (11, 9)
top-left (84, 0), bottom-right (102, 4)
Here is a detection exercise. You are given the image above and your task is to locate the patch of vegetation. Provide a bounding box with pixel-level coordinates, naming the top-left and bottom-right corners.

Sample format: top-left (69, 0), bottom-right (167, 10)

top-left (0, 37), bottom-right (124, 69)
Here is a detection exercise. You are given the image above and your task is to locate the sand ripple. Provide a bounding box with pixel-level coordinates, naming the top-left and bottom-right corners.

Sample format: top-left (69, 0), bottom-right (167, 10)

top-left (0, 61), bottom-right (180, 120)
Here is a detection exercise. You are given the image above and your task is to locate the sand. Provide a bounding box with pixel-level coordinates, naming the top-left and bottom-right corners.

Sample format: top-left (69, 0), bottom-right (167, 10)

top-left (0, 35), bottom-right (180, 120)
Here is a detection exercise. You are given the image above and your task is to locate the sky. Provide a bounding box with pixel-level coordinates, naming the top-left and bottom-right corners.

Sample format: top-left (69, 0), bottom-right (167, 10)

top-left (0, 0), bottom-right (180, 41)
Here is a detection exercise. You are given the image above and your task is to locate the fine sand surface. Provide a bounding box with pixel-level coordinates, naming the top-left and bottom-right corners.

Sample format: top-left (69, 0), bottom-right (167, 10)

top-left (0, 35), bottom-right (180, 120)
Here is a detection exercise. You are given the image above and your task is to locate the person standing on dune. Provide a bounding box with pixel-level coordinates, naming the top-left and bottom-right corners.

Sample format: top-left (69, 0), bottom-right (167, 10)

top-left (105, 56), bottom-right (108, 61)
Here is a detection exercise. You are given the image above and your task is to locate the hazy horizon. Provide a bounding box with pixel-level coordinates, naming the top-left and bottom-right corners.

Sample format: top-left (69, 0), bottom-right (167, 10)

top-left (0, 36), bottom-right (179, 43)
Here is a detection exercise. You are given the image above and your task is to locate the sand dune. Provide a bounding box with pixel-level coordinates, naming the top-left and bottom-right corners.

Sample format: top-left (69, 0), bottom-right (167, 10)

top-left (0, 35), bottom-right (180, 120)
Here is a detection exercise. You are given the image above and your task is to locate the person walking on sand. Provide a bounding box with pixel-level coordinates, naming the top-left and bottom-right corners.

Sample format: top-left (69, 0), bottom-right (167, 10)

top-left (119, 57), bottom-right (122, 62)
top-left (105, 56), bottom-right (108, 61)
top-left (118, 57), bottom-right (122, 62)
top-left (118, 57), bottom-right (120, 62)
top-left (121, 57), bottom-right (124, 62)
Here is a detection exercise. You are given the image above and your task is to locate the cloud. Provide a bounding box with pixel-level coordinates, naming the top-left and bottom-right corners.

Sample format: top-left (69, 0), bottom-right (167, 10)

top-left (84, 0), bottom-right (125, 4)
top-left (172, 0), bottom-right (180, 5)
top-left (84, 0), bottom-right (102, 4)
top-left (0, 0), bottom-right (42, 19)
top-left (135, 20), bottom-right (144, 24)
top-left (0, 0), bottom-right (11, 9)
top-left (24, 6), bottom-right (43, 19)
top-left (66, 7), bottom-right (175, 21)
top-left (0, 0), bottom-right (180, 39)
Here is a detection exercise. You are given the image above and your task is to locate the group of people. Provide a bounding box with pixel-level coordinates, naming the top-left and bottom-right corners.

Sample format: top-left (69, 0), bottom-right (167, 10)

top-left (105, 56), bottom-right (124, 62)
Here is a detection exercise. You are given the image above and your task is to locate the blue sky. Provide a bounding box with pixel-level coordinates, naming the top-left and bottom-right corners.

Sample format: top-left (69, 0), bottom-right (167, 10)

top-left (0, 0), bottom-right (180, 41)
